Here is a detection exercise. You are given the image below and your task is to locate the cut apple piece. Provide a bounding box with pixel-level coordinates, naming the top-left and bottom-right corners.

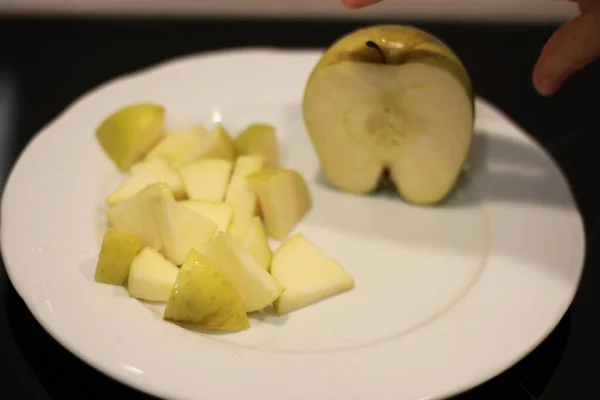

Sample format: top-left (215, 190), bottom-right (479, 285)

top-left (246, 168), bottom-right (312, 240)
top-left (202, 232), bottom-right (283, 312)
top-left (107, 183), bottom-right (174, 251)
top-left (234, 123), bottom-right (279, 168)
top-left (96, 103), bottom-right (165, 171)
top-left (106, 157), bottom-right (185, 207)
top-left (180, 200), bottom-right (233, 232)
top-left (94, 227), bottom-right (142, 285)
top-left (197, 124), bottom-right (236, 161)
top-left (145, 124), bottom-right (209, 168)
top-left (270, 233), bottom-right (354, 314)
top-left (224, 155), bottom-right (264, 225)
top-left (127, 247), bottom-right (180, 302)
top-left (228, 216), bottom-right (272, 270)
top-left (164, 249), bottom-right (250, 332)
top-left (179, 158), bottom-right (233, 201)
top-left (302, 25), bottom-right (474, 205)
top-left (155, 196), bottom-right (218, 266)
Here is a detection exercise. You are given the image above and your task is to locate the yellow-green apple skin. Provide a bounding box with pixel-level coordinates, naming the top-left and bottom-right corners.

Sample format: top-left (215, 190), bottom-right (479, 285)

top-left (106, 157), bottom-right (185, 207)
top-left (94, 227), bottom-right (142, 285)
top-left (228, 216), bottom-right (272, 270)
top-left (246, 168), bottom-right (312, 241)
top-left (179, 158), bottom-right (233, 202)
top-left (145, 124), bottom-right (208, 168)
top-left (96, 103), bottom-right (165, 171)
top-left (224, 155), bottom-right (264, 225)
top-left (270, 233), bottom-right (354, 315)
top-left (164, 249), bottom-right (250, 332)
top-left (180, 200), bottom-right (233, 232)
top-left (302, 25), bottom-right (475, 205)
top-left (202, 232), bottom-right (283, 313)
top-left (234, 124), bottom-right (279, 168)
top-left (127, 246), bottom-right (180, 302)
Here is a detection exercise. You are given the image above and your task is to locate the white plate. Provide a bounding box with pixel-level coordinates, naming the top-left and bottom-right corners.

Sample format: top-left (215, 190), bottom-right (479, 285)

top-left (1, 48), bottom-right (585, 400)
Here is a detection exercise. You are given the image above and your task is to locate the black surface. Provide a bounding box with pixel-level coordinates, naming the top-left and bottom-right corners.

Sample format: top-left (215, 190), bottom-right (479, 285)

top-left (0, 16), bottom-right (598, 400)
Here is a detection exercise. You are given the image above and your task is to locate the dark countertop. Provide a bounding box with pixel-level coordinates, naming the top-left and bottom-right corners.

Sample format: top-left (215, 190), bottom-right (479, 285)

top-left (0, 16), bottom-right (597, 400)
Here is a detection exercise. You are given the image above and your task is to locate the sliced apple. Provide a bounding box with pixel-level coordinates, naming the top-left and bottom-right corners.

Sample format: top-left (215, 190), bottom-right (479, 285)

top-left (164, 249), bottom-right (250, 332)
top-left (224, 155), bottom-right (264, 225)
top-left (302, 25), bottom-right (474, 205)
top-left (270, 233), bottom-right (354, 314)
top-left (145, 124), bottom-right (208, 168)
top-left (234, 123), bottom-right (279, 168)
top-left (96, 103), bottom-right (165, 171)
top-left (180, 200), bottom-right (233, 232)
top-left (127, 247), bottom-right (180, 302)
top-left (94, 227), bottom-right (142, 285)
top-left (197, 124), bottom-right (236, 161)
top-left (106, 157), bottom-right (185, 207)
top-left (202, 232), bottom-right (283, 312)
top-left (179, 158), bottom-right (233, 202)
top-left (246, 168), bottom-right (312, 240)
top-left (228, 216), bottom-right (272, 270)
top-left (155, 196), bottom-right (218, 266)
top-left (107, 183), bottom-right (173, 251)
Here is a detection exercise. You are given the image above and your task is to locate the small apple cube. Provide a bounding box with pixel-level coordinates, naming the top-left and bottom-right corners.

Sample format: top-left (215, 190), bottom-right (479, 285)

top-left (196, 124), bottom-right (236, 161)
top-left (224, 155), bottom-right (264, 225)
top-left (127, 247), bottom-right (180, 302)
top-left (95, 103), bottom-right (165, 171)
top-left (234, 123), bottom-right (279, 168)
top-left (164, 249), bottom-right (250, 332)
top-left (228, 216), bottom-right (272, 270)
top-left (179, 158), bottom-right (233, 202)
top-left (180, 200), bottom-right (233, 232)
top-left (246, 168), bottom-right (312, 240)
top-left (105, 157), bottom-right (185, 207)
top-left (270, 233), bottom-right (354, 315)
top-left (94, 227), bottom-right (142, 285)
top-left (202, 232), bottom-right (283, 313)
top-left (107, 183), bottom-right (174, 251)
top-left (145, 124), bottom-right (209, 168)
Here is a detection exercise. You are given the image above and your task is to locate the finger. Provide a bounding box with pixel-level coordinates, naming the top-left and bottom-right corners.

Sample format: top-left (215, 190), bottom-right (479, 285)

top-left (341, 0), bottom-right (383, 8)
top-left (533, 9), bottom-right (600, 95)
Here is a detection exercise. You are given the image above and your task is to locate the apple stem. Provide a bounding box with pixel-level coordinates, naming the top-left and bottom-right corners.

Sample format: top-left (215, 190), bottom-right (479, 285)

top-left (366, 41), bottom-right (387, 64)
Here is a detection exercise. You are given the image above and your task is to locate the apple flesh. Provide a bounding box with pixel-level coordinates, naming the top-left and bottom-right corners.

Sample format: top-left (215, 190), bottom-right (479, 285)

top-left (302, 25), bottom-right (474, 205)
top-left (224, 155), bottom-right (264, 225)
top-left (94, 227), bottom-right (142, 285)
top-left (270, 233), bottom-right (354, 315)
top-left (199, 124), bottom-right (236, 161)
top-left (180, 200), bottom-right (233, 232)
top-left (96, 103), bottom-right (165, 171)
top-left (234, 123), bottom-right (279, 168)
top-left (179, 158), bottom-right (233, 202)
top-left (145, 124), bottom-right (208, 168)
top-left (164, 249), bottom-right (250, 332)
top-left (228, 216), bottom-right (272, 270)
top-left (127, 247), bottom-right (180, 302)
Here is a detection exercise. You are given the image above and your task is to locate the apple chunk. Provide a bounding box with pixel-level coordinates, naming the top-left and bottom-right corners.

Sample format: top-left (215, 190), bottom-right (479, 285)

top-left (127, 247), bottom-right (180, 302)
top-left (202, 232), bottom-right (283, 312)
top-left (224, 155), bottom-right (264, 225)
top-left (302, 25), bottom-right (474, 205)
top-left (96, 103), bottom-right (165, 171)
top-left (246, 168), bottom-right (312, 240)
top-left (228, 216), bottom-right (272, 270)
top-left (234, 123), bottom-right (279, 168)
top-left (105, 157), bottom-right (185, 207)
top-left (179, 158), bottom-right (233, 202)
top-left (94, 227), bottom-right (142, 285)
top-left (270, 233), bottom-right (354, 315)
top-left (145, 124), bottom-right (208, 168)
top-left (164, 249), bottom-right (250, 332)
top-left (180, 200), bottom-right (233, 232)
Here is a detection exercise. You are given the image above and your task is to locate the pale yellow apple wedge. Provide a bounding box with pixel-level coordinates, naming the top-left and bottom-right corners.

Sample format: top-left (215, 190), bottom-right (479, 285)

top-left (271, 233), bottom-right (354, 315)
top-left (106, 157), bottom-right (185, 207)
top-left (179, 158), bottom-right (233, 202)
top-left (107, 183), bottom-right (174, 251)
top-left (224, 155), bottom-right (264, 225)
top-left (164, 249), bottom-right (250, 332)
top-left (197, 124), bottom-right (236, 161)
top-left (228, 216), bottom-right (272, 270)
top-left (94, 227), bottom-right (142, 285)
top-left (145, 124), bottom-right (209, 168)
top-left (180, 200), bottom-right (233, 232)
top-left (246, 168), bottom-right (312, 240)
top-left (96, 103), bottom-right (165, 171)
top-left (302, 25), bottom-right (474, 205)
top-left (234, 123), bottom-right (279, 168)
top-left (127, 247), bottom-right (180, 302)
top-left (202, 232), bottom-right (283, 312)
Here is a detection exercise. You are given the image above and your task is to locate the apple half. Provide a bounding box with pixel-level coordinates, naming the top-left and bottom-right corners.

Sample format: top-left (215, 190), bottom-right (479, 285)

top-left (302, 25), bottom-right (474, 205)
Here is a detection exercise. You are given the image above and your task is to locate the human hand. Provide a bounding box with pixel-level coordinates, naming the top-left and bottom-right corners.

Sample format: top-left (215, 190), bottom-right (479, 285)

top-left (340, 0), bottom-right (600, 96)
